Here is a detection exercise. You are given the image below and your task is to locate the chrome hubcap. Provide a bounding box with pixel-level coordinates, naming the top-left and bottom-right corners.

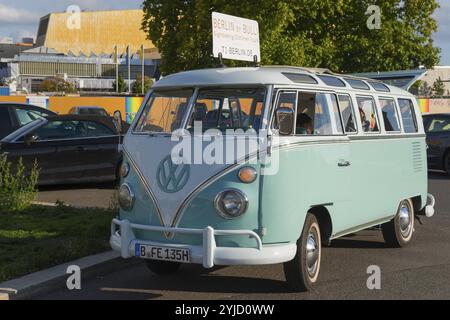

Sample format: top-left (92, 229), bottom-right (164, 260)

top-left (306, 229), bottom-right (319, 277)
top-left (399, 204), bottom-right (412, 238)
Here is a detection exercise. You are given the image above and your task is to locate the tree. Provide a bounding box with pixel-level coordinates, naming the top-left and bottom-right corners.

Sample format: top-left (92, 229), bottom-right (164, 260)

top-left (418, 81), bottom-right (432, 97)
top-left (142, 0), bottom-right (441, 75)
top-left (112, 74), bottom-right (127, 93)
top-left (431, 77), bottom-right (445, 97)
top-left (40, 77), bottom-right (76, 93)
top-left (132, 74), bottom-right (154, 94)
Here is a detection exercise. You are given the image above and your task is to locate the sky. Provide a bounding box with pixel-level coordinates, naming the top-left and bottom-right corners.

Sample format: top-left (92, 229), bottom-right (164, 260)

top-left (0, 0), bottom-right (449, 65)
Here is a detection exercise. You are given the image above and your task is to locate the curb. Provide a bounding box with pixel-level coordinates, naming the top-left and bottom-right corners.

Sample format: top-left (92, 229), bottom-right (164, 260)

top-left (0, 251), bottom-right (139, 300)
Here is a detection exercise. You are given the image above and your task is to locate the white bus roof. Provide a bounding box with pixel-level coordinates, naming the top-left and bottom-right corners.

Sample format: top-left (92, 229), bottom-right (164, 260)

top-left (153, 66), bottom-right (409, 95)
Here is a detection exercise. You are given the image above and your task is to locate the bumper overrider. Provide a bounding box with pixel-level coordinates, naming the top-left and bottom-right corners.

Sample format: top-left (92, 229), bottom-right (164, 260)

top-left (110, 219), bottom-right (297, 268)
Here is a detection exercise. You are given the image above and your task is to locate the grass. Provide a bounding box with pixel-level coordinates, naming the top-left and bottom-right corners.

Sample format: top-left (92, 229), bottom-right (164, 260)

top-left (0, 204), bottom-right (116, 283)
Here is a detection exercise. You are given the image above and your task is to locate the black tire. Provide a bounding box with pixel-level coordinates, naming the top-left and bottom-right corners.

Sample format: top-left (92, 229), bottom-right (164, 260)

top-left (283, 213), bottom-right (322, 292)
top-left (444, 151), bottom-right (450, 176)
top-left (382, 199), bottom-right (415, 248)
top-left (145, 260), bottom-right (181, 275)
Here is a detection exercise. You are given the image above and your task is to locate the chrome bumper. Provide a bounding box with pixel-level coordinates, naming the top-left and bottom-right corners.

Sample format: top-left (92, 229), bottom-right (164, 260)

top-left (424, 193), bottom-right (436, 218)
top-left (110, 219), bottom-right (296, 268)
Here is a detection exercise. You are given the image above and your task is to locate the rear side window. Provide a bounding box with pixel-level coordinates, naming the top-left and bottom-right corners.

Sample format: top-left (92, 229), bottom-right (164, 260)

top-left (356, 96), bottom-right (380, 133)
top-left (0, 108), bottom-right (12, 133)
top-left (379, 98), bottom-right (401, 132)
top-left (398, 99), bottom-right (418, 133)
top-left (338, 95), bottom-right (357, 133)
top-left (14, 108), bottom-right (45, 126)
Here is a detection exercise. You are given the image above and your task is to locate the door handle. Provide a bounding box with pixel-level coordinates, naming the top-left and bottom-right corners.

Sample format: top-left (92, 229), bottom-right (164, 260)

top-left (76, 146), bottom-right (85, 152)
top-left (338, 160), bottom-right (351, 167)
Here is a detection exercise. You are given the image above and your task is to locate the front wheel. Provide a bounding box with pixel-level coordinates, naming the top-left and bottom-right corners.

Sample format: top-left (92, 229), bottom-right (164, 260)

top-left (283, 213), bottom-right (322, 292)
top-left (382, 199), bottom-right (415, 247)
top-left (145, 260), bottom-right (181, 275)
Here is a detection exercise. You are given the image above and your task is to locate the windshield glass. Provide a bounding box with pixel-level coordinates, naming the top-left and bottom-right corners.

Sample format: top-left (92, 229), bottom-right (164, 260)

top-left (134, 90), bottom-right (193, 134)
top-left (187, 88), bottom-right (266, 132)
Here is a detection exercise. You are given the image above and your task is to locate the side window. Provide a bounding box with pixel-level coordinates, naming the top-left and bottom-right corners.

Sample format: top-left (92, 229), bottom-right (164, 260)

top-left (33, 121), bottom-right (82, 140)
top-left (398, 99), bottom-right (418, 133)
top-left (15, 108), bottom-right (44, 126)
top-left (296, 92), bottom-right (343, 136)
top-left (379, 98), bottom-right (401, 132)
top-left (338, 95), bottom-right (357, 133)
top-left (356, 96), bottom-right (380, 133)
top-left (84, 121), bottom-right (115, 137)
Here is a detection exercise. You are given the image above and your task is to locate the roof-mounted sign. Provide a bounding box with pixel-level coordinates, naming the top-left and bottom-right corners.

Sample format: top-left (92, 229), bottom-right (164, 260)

top-left (212, 12), bottom-right (260, 63)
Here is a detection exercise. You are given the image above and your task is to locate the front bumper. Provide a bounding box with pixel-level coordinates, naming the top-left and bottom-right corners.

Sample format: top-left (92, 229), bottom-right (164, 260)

top-left (110, 219), bottom-right (297, 269)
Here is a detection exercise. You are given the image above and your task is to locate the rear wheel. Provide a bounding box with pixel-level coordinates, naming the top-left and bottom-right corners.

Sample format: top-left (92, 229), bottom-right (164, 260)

top-left (145, 260), bottom-right (181, 275)
top-left (382, 199), bottom-right (415, 248)
top-left (283, 213), bottom-right (322, 292)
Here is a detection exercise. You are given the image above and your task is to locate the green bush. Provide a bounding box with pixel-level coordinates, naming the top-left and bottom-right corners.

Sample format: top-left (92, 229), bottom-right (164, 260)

top-left (0, 154), bottom-right (39, 212)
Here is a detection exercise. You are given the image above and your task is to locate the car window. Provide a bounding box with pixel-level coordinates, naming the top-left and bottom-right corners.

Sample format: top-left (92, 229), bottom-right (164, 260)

top-left (32, 121), bottom-right (84, 140)
top-left (426, 117), bottom-right (450, 133)
top-left (356, 96), bottom-right (380, 133)
top-left (296, 92), bottom-right (343, 136)
top-left (398, 99), bottom-right (418, 133)
top-left (379, 98), bottom-right (401, 132)
top-left (338, 95), bottom-right (357, 133)
top-left (135, 90), bottom-right (193, 133)
top-left (84, 121), bottom-right (115, 137)
top-left (15, 108), bottom-right (45, 126)
top-left (187, 88), bottom-right (266, 132)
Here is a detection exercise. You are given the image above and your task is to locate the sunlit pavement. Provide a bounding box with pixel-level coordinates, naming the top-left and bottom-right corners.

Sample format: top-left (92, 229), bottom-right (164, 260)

top-left (36, 172), bottom-right (450, 300)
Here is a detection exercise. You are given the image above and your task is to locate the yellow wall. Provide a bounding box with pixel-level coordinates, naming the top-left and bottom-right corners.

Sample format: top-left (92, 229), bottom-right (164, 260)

top-left (43, 10), bottom-right (155, 55)
top-left (48, 97), bottom-right (125, 115)
top-left (0, 96), bottom-right (27, 104)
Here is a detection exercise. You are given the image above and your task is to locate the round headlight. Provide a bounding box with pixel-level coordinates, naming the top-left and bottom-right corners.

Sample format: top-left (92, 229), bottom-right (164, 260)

top-left (238, 167), bottom-right (258, 184)
top-left (120, 162), bottom-right (130, 177)
top-left (214, 189), bottom-right (248, 219)
top-left (119, 183), bottom-right (134, 211)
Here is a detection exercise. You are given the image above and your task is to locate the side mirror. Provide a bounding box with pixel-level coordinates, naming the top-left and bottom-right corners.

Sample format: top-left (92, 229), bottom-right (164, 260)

top-left (24, 134), bottom-right (38, 146)
top-left (113, 110), bottom-right (123, 134)
top-left (276, 107), bottom-right (295, 136)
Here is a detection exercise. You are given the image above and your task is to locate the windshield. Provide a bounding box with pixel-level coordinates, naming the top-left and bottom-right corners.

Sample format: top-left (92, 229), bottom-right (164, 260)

top-left (187, 88), bottom-right (266, 132)
top-left (134, 88), bottom-right (266, 134)
top-left (134, 90), bottom-right (193, 134)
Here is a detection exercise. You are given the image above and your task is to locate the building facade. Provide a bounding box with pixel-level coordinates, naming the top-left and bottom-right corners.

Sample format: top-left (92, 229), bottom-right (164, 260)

top-left (35, 9), bottom-right (155, 56)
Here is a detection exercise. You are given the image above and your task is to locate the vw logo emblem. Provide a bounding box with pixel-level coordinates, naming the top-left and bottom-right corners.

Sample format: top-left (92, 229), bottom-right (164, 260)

top-left (156, 156), bottom-right (190, 193)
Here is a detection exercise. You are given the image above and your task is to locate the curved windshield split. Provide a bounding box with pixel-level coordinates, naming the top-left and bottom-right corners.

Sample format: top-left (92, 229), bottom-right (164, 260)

top-left (134, 88), bottom-right (266, 134)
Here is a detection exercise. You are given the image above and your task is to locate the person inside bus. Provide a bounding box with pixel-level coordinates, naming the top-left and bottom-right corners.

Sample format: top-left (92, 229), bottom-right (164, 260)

top-left (296, 113), bottom-right (313, 135)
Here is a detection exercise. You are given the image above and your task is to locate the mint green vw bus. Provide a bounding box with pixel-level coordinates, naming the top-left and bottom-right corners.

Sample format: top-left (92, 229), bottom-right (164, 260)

top-left (111, 67), bottom-right (435, 291)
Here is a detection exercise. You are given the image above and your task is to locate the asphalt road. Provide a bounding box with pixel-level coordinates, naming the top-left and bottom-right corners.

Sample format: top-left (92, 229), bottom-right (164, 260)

top-left (37, 183), bottom-right (116, 208)
top-left (37, 172), bottom-right (450, 300)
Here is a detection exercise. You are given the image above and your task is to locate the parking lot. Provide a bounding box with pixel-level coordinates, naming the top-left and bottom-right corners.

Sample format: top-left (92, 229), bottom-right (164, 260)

top-left (35, 172), bottom-right (450, 300)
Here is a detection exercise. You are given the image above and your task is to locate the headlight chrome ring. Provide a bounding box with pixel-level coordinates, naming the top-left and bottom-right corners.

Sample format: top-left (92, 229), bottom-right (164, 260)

top-left (120, 162), bottom-right (130, 178)
top-left (214, 189), bottom-right (249, 219)
top-left (119, 183), bottom-right (135, 211)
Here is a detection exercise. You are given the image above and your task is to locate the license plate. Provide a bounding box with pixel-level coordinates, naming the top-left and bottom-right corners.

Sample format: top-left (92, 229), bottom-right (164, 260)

top-left (135, 244), bottom-right (191, 263)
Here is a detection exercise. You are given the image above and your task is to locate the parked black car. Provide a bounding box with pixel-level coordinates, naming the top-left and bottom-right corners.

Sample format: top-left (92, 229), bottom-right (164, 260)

top-left (68, 106), bottom-right (109, 117)
top-left (0, 103), bottom-right (57, 140)
top-left (423, 113), bottom-right (450, 176)
top-left (0, 115), bottom-right (123, 185)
